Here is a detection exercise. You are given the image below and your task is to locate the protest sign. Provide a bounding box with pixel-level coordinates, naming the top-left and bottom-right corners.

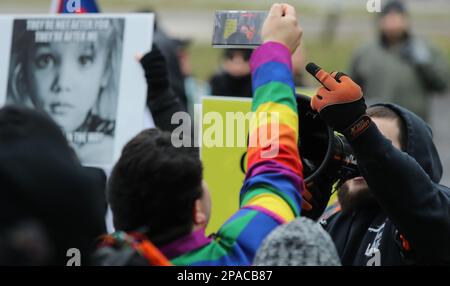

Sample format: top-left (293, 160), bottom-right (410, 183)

top-left (202, 96), bottom-right (252, 234)
top-left (202, 91), bottom-right (337, 234)
top-left (0, 14), bottom-right (154, 168)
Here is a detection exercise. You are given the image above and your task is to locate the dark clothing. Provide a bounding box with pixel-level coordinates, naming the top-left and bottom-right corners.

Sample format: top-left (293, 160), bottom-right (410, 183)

top-left (147, 88), bottom-right (186, 133)
top-left (227, 31), bottom-right (249, 45)
top-left (140, 45), bottom-right (186, 133)
top-left (153, 28), bottom-right (187, 109)
top-left (314, 103), bottom-right (450, 265)
top-left (350, 35), bottom-right (450, 121)
top-left (0, 106), bottom-right (106, 265)
top-left (209, 71), bottom-right (253, 98)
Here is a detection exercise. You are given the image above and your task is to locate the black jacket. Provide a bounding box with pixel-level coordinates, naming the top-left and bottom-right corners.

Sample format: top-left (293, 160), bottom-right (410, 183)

top-left (153, 28), bottom-right (187, 108)
top-left (316, 104), bottom-right (450, 265)
top-left (140, 45), bottom-right (186, 133)
top-left (209, 70), bottom-right (253, 98)
top-left (0, 106), bottom-right (106, 265)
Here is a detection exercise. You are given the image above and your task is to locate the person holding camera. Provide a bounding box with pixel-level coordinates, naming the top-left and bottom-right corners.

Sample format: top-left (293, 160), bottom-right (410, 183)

top-left (95, 3), bottom-right (306, 266)
top-left (303, 62), bottom-right (450, 265)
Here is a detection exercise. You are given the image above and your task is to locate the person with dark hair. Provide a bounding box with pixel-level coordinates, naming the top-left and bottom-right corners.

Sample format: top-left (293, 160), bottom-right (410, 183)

top-left (96, 3), bottom-right (305, 266)
top-left (336, 106), bottom-right (407, 213)
top-left (302, 63), bottom-right (450, 265)
top-left (108, 129), bottom-right (203, 244)
top-left (349, 0), bottom-right (450, 122)
top-left (209, 49), bottom-right (253, 98)
top-left (0, 106), bottom-right (106, 265)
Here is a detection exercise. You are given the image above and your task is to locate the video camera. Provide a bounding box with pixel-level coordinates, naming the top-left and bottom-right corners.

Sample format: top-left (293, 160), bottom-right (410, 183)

top-left (296, 94), bottom-right (360, 187)
top-left (239, 93), bottom-right (360, 188)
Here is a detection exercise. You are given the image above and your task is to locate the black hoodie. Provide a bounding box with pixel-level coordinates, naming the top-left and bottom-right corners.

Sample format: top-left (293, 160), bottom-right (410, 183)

top-left (320, 103), bottom-right (450, 265)
top-left (0, 106), bottom-right (106, 265)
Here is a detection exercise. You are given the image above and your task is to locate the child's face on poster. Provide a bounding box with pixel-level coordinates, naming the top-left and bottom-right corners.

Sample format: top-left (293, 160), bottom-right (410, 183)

top-left (26, 42), bottom-right (109, 132)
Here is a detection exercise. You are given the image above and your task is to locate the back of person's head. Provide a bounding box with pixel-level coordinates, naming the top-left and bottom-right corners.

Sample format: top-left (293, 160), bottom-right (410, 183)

top-left (381, 0), bottom-right (408, 17)
top-left (108, 128), bottom-right (203, 246)
top-left (378, 0), bottom-right (410, 44)
top-left (367, 105), bottom-right (407, 150)
top-left (368, 103), bottom-right (443, 183)
top-left (0, 106), bottom-right (106, 265)
top-left (253, 217), bottom-right (341, 266)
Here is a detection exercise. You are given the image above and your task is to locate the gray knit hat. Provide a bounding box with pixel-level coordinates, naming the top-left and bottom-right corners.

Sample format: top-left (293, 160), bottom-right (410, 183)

top-left (253, 217), bottom-right (341, 266)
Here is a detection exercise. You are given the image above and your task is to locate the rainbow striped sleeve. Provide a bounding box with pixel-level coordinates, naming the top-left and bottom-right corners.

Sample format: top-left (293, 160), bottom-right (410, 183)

top-left (240, 41), bottom-right (304, 221)
top-left (169, 42), bottom-right (305, 266)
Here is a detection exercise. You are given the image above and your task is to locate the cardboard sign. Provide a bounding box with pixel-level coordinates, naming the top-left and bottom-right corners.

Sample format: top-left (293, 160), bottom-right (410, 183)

top-left (0, 14), bottom-right (154, 168)
top-left (202, 90), bottom-right (337, 234)
top-left (201, 96), bottom-right (252, 234)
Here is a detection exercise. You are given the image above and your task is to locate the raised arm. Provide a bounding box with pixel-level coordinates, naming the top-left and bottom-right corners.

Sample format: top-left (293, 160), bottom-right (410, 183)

top-left (240, 3), bottom-right (304, 224)
top-left (205, 4), bottom-right (305, 266)
top-left (140, 44), bottom-right (186, 133)
top-left (309, 65), bottom-right (450, 263)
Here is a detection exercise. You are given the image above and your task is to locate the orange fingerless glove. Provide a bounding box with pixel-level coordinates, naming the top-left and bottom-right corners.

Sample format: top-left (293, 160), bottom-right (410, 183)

top-left (307, 63), bottom-right (370, 141)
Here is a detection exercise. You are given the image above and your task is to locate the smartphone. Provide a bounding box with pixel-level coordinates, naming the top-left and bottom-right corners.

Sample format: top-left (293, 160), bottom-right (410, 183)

top-left (212, 10), bottom-right (267, 49)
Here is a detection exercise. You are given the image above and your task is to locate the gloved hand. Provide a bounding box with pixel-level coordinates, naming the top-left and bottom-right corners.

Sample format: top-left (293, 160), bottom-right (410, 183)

top-left (139, 44), bottom-right (170, 97)
top-left (138, 44), bottom-right (186, 133)
top-left (261, 3), bottom-right (302, 54)
top-left (307, 63), bottom-right (370, 141)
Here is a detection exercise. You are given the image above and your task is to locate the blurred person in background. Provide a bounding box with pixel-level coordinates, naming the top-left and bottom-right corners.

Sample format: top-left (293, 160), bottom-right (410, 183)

top-left (139, 44), bottom-right (186, 134)
top-left (175, 38), bottom-right (210, 118)
top-left (137, 8), bottom-right (188, 109)
top-left (292, 45), bottom-right (310, 88)
top-left (209, 49), bottom-right (253, 98)
top-left (0, 106), bottom-right (106, 265)
top-left (349, 0), bottom-right (450, 122)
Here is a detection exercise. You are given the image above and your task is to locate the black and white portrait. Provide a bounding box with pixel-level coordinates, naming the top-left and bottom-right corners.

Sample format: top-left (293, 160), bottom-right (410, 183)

top-left (6, 18), bottom-right (124, 165)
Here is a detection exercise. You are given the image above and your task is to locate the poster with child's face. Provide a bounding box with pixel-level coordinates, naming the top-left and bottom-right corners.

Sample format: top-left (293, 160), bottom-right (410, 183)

top-left (0, 14), bottom-right (154, 168)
